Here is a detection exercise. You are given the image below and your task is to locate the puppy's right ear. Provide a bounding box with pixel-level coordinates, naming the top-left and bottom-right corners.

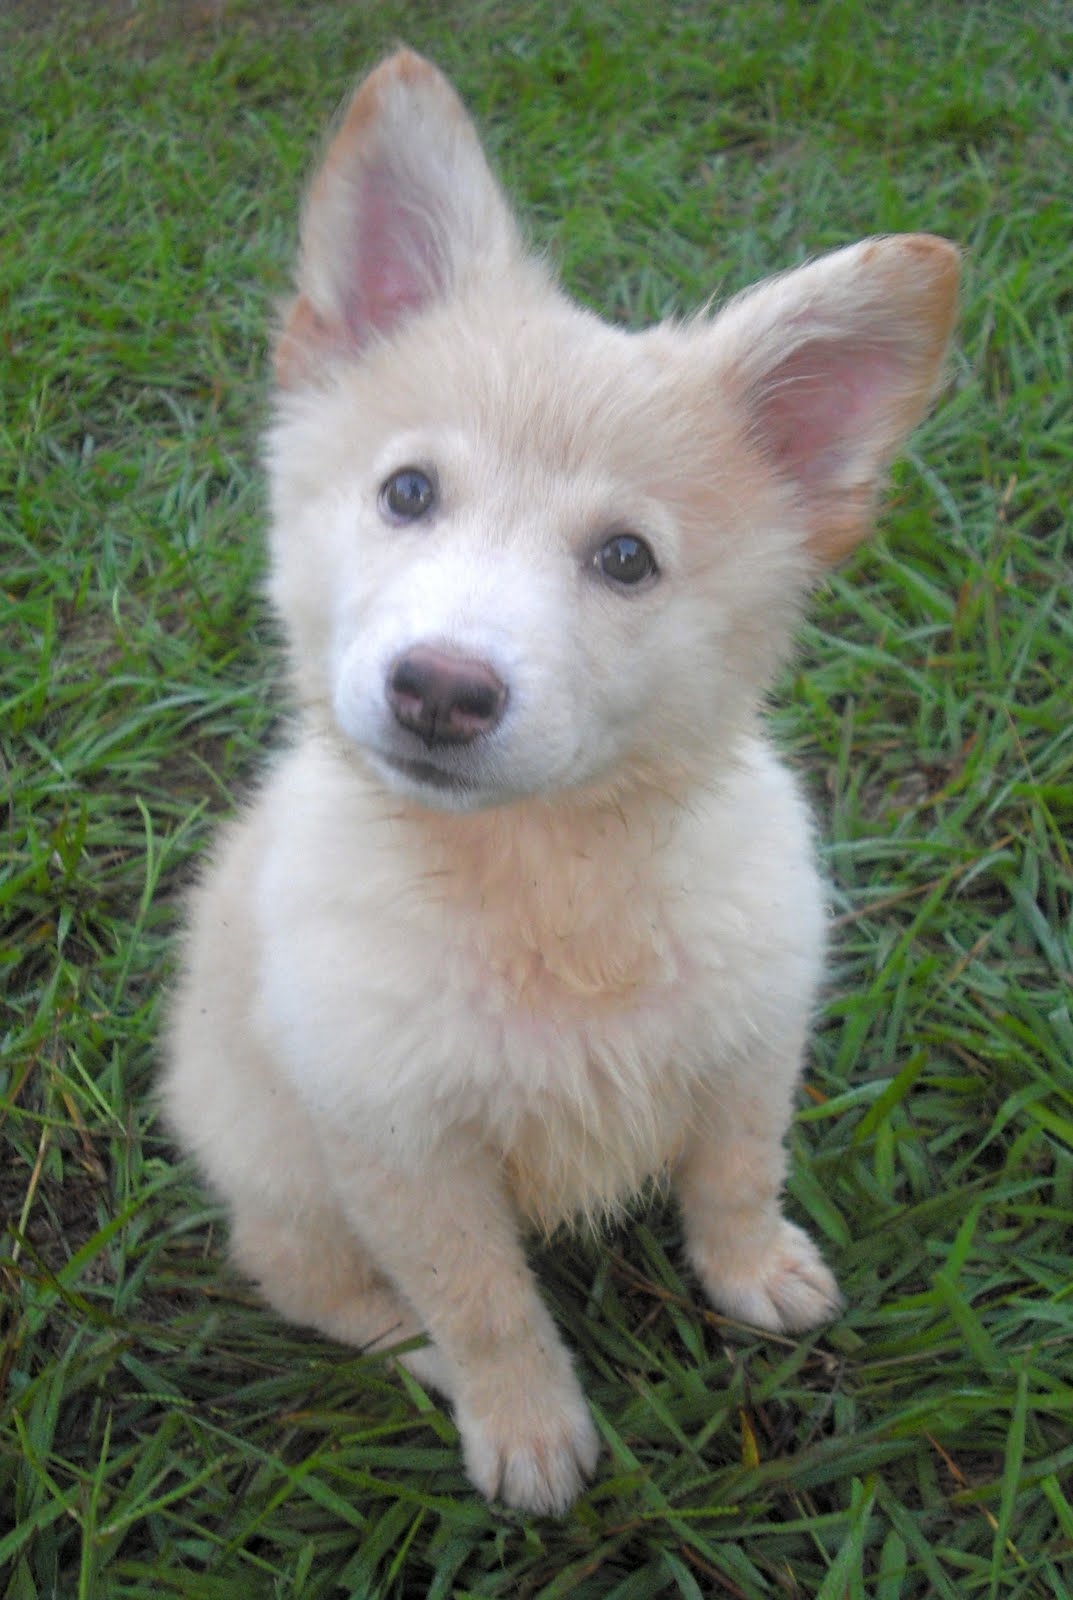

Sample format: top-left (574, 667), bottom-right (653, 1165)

top-left (276, 50), bottom-right (524, 385)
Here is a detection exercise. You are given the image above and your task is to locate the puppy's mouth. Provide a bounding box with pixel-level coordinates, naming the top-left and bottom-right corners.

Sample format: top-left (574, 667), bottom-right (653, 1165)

top-left (378, 751), bottom-right (477, 794)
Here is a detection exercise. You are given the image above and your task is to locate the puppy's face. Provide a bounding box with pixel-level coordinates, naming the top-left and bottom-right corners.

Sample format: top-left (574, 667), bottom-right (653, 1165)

top-left (267, 51), bottom-right (959, 811)
top-left (270, 298), bottom-right (816, 810)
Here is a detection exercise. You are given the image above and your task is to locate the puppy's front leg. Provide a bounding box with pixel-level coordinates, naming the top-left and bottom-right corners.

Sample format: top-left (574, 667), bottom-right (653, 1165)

top-left (676, 1072), bottom-right (843, 1335)
top-left (320, 1129), bottom-right (598, 1515)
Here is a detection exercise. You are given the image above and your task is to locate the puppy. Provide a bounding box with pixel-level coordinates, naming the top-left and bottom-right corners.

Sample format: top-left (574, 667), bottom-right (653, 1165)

top-left (164, 49), bottom-right (958, 1514)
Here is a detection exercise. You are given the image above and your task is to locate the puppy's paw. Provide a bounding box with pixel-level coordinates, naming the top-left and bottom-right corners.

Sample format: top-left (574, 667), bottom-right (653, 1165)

top-left (456, 1365), bottom-right (599, 1515)
top-left (698, 1218), bottom-right (843, 1334)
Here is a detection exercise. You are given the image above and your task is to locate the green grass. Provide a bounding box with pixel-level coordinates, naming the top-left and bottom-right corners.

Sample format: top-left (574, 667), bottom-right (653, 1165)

top-left (2, 0), bottom-right (1072, 1594)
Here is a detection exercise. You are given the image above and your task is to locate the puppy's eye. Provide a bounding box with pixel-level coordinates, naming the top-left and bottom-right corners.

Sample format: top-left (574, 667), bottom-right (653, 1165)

top-left (595, 534), bottom-right (659, 588)
top-left (380, 467), bottom-right (436, 521)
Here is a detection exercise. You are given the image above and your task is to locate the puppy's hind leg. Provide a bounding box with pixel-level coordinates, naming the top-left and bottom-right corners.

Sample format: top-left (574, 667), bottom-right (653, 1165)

top-left (230, 1203), bottom-right (451, 1394)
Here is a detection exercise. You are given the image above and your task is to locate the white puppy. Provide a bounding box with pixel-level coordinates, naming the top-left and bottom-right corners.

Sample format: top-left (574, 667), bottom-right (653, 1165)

top-left (164, 50), bottom-right (959, 1515)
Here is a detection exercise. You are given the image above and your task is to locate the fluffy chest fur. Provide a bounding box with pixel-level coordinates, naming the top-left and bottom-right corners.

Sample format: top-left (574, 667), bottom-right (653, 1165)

top-left (251, 734), bottom-right (821, 1228)
top-left (439, 806), bottom-right (703, 1228)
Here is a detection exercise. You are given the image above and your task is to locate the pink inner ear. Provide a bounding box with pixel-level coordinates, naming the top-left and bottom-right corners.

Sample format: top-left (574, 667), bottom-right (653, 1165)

top-left (341, 163), bottom-right (444, 345)
top-left (756, 339), bottom-right (901, 490)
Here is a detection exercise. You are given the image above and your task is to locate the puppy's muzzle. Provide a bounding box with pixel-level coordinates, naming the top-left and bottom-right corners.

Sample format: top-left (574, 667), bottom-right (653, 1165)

top-left (387, 646), bottom-right (508, 749)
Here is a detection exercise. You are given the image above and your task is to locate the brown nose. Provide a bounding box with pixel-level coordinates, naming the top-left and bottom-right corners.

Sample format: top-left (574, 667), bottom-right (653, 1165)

top-left (386, 646), bottom-right (508, 747)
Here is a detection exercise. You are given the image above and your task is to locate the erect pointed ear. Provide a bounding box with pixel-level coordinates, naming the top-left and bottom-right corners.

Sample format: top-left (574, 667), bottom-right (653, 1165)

top-left (713, 235), bottom-right (960, 562)
top-left (275, 50), bottom-right (525, 386)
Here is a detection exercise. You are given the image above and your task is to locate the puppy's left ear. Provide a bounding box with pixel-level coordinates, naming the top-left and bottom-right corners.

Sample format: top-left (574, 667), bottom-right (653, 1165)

top-left (714, 235), bottom-right (960, 562)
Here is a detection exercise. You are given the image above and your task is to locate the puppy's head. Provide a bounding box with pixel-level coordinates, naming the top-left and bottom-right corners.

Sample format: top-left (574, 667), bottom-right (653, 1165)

top-left (268, 50), bottom-right (959, 812)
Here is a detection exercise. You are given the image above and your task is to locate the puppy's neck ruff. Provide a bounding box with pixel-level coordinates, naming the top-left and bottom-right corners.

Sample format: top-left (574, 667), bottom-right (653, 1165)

top-left (309, 715), bottom-right (697, 995)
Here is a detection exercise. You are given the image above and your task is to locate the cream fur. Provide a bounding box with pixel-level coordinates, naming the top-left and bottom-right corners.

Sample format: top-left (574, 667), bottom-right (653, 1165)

top-left (163, 50), bottom-right (959, 1515)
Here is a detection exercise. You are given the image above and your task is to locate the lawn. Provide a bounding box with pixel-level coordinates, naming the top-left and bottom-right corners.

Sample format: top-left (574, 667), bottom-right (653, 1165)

top-left (2, 1), bottom-right (1072, 1595)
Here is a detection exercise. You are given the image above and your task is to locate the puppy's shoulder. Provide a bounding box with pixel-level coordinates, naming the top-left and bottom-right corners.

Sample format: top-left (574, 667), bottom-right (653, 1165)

top-left (675, 731), bottom-right (824, 964)
top-left (691, 731), bottom-right (816, 861)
